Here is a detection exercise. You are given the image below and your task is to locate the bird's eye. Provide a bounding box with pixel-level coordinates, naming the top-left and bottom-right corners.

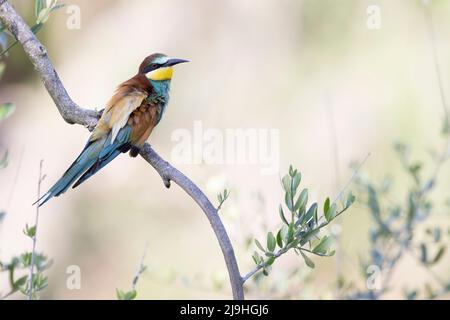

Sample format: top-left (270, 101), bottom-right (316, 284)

top-left (144, 63), bottom-right (160, 74)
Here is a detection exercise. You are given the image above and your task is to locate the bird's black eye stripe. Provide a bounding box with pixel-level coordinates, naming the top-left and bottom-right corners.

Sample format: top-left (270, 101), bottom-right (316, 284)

top-left (143, 63), bottom-right (160, 74)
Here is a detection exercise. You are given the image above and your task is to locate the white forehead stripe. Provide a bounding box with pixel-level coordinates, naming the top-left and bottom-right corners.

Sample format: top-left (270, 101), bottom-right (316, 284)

top-left (153, 56), bottom-right (170, 64)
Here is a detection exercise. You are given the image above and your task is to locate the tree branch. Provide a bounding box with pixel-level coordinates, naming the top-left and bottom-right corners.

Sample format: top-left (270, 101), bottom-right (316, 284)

top-left (0, 0), bottom-right (99, 129)
top-left (0, 0), bottom-right (244, 300)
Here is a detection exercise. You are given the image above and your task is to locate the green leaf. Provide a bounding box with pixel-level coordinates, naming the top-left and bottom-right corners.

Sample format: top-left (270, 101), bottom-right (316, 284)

top-left (13, 275), bottom-right (28, 290)
top-left (425, 283), bottom-right (437, 299)
top-left (35, 0), bottom-right (45, 19)
top-left (431, 246), bottom-right (446, 265)
top-left (282, 175), bottom-right (291, 194)
top-left (346, 191), bottom-right (356, 208)
top-left (294, 188), bottom-right (308, 212)
top-left (300, 251), bottom-right (315, 269)
top-left (23, 224), bottom-right (37, 238)
top-left (266, 232), bottom-right (276, 252)
top-left (367, 186), bottom-right (380, 217)
top-left (285, 192), bottom-right (294, 212)
top-left (409, 163), bottom-right (422, 175)
top-left (116, 289), bottom-right (137, 300)
top-left (299, 229), bottom-right (320, 246)
top-left (313, 235), bottom-right (333, 255)
top-left (289, 165), bottom-right (294, 177)
top-left (324, 203), bottom-right (337, 222)
top-left (286, 238), bottom-right (300, 249)
top-left (443, 115), bottom-right (450, 135)
top-left (431, 227), bottom-right (441, 243)
top-left (21, 252), bottom-right (32, 267)
top-left (124, 290), bottom-right (137, 300)
top-left (280, 224), bottom-right (289, 243)
top-left (266, 256), bottom-right (275, 266)
top-left (323, 197), bottom-right (330, 215)
top-left (287, 223), bottom-right (294, 244)
top-left (33, 273), bottom-right (48, 292)
top-left (50, 3), bottom-right (66, 13)
top-left (420, 243), bottom-right (427, 263)
top-left (0, 151), bottom-right (8, 169)
top-left (276, 230), bottom-right (283, 248)
top-left (251, 252), bottom-right (260, 265)
top-left (279, 205), bottom-right (289, 226)
top-left (254, 239), bottom-right (265, 252)
top-left (0, 62), bottom-right (5, 79)
top-left (31, 23), bottom-right (44, 34)
top-left (302, 203), bottom-right (317, 225)
top-left (292, 172), bottom-right (301, 193)
top-left (37, 7), bottom-right (52, 24)
top-left (0, 103), bottom-right (15, 121)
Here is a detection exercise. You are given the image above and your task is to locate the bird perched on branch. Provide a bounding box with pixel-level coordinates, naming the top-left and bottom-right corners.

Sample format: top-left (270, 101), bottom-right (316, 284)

top-left (35, 53), bottom-right (188, 206)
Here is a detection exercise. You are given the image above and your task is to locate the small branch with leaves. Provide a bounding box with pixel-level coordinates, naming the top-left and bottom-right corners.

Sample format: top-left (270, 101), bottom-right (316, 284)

top-left (217, 189), bottom-right (230, 211)
top-left (0, 0), bottom-right (65, 57)
top-left (344, 142), bottom-right (450, 300)
top-left (116, 243), bottom-right (149, 300)
top-left (242, 166), bottom-right (355, 283)
top-left (0, 163), bottom-right (52, 300)
top-left (25, 160), bottom-right (46, 300)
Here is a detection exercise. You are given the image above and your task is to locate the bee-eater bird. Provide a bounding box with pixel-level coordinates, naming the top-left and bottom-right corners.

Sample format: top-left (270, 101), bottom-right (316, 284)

top-left (35, 53), bottom-right (188, 206)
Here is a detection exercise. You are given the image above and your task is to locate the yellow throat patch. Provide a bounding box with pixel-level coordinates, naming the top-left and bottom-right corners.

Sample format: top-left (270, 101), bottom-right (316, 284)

top-left (146, 67), bottom-right (173, 81)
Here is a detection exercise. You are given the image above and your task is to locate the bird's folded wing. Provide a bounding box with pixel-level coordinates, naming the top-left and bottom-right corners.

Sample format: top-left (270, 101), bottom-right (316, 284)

top-left (91, 90), bottom-right (147, 143)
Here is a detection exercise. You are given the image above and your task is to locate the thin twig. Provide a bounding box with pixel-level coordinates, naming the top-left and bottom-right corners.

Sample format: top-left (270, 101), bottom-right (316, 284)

top-left (132, 242), bottom-right (148, 291)
top-left (0, 289), bottom-right (15, 300)
top-left (423, 4), bottom-right (450, 186)
top-left (298, 247), bottom-right (332, 257)
top-left (28, 159), bottom-right (44, 300)
top-left (424, 5), bottom-right (449, 120)
top-left (0, 0), bottom-right (244, 299)
top-left (242, 250), bottom-right (283, 283)
top-left (332, 153), bottom-right (371, 205)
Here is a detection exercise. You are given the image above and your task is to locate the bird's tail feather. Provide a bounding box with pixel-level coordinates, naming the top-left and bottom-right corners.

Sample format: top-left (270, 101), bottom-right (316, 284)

top-left (33, 139), bottom-right (104, 207)
top-left (34, 126), bottom-right (132, 207)
top-left (72, 149), bottom-right (121, 189)
top-left (72, 127), bottom-right (132, 189)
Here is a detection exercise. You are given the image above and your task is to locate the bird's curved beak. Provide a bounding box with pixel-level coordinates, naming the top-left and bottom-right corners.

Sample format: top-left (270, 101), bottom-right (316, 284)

top-left (164, 58), bottom-right (189, 67)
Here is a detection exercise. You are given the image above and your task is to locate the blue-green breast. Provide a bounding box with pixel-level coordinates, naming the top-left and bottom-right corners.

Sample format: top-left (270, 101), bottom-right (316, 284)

top-left (148, 79), bottom-right (171, 125)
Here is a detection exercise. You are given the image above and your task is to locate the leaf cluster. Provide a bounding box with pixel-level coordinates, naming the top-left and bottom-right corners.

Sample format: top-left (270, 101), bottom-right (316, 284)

top-left (251, 166), bottom-right (355, 277)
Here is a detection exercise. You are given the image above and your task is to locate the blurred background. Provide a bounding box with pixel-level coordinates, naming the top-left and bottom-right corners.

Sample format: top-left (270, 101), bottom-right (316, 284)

top-left (0, 0), bottom-right (449, 299)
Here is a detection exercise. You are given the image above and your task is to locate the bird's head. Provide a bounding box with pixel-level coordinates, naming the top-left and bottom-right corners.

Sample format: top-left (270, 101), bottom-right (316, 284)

top-left (139, 53), bottom-right (189, 82)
